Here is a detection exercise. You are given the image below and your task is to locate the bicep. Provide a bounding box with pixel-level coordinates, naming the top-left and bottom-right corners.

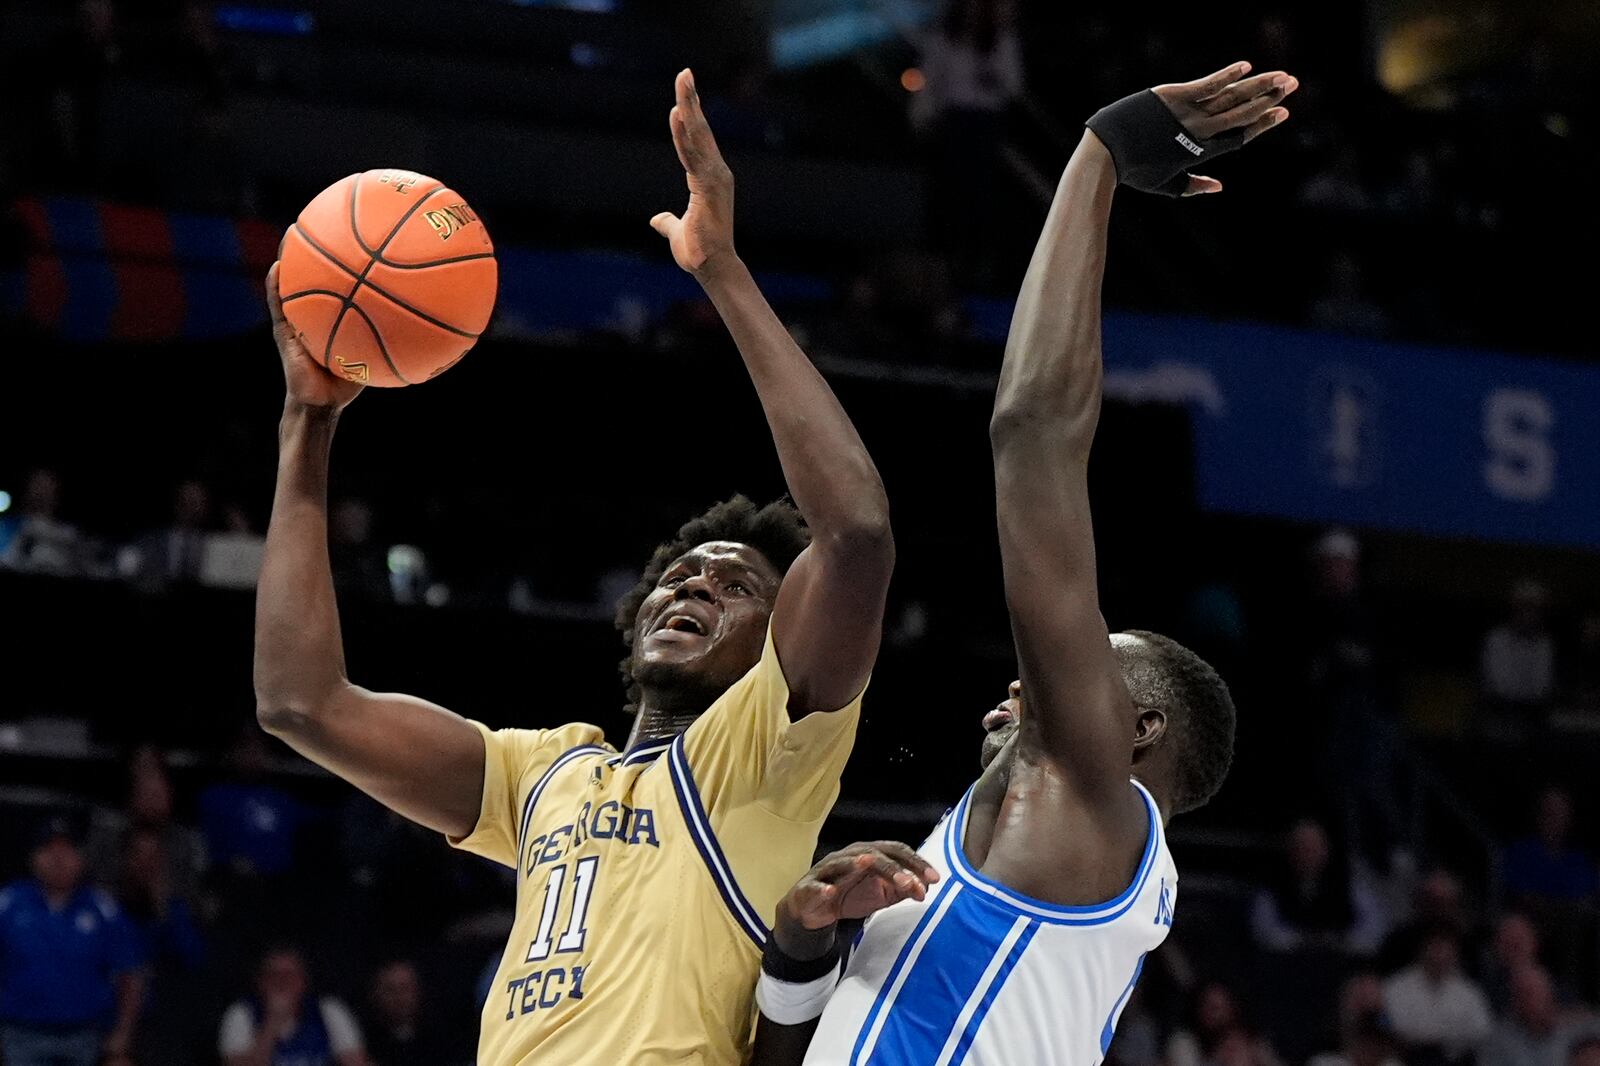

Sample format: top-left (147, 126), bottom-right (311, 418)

top-left (277, 686), bottom-right (486, 838)
top-left (994, 435), bottom-right (1130, 798)
top-left (771, 536), bottom-right (892, 718)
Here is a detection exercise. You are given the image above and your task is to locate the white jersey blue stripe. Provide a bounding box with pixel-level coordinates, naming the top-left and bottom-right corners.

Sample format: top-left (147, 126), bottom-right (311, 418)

top-left (802, 779), bottom-right (1177, 1066)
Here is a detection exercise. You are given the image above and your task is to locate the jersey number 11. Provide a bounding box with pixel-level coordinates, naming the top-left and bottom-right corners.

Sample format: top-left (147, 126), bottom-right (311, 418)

top-left (526, 857), bottom-right (599, 962)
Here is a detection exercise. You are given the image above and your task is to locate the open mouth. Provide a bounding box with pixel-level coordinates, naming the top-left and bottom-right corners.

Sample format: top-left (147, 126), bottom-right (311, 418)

top-left (982, 706), bottom-right (1015, 732)
top-left (655, 610), bottom-right (709, 637)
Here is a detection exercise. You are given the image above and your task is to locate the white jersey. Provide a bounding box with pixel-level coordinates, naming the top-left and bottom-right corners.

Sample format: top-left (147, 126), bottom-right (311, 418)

top-left (802, 779), bottom-right (1176, 1066)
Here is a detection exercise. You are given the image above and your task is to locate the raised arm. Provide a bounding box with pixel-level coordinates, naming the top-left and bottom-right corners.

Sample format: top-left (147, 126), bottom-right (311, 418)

top-left (989, 66), bottom-right (1293, 801)
top-left (252, 267), bottom-right (486, 838)
top-left (651, 70), bottom-right (893, 716)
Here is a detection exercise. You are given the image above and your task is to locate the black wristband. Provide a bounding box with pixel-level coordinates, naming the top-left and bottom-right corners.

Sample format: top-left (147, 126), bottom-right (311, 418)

top-left (1086, 89), bottom-right (1245, 197)
top-left (762, 931), bottom-right (843, 984)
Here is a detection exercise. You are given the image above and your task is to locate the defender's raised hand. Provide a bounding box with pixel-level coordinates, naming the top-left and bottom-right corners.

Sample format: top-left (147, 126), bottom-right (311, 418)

top-left (651, 68), bottom-right (736, 277)
top-left (1087, 61), bottom-right (1298, 197)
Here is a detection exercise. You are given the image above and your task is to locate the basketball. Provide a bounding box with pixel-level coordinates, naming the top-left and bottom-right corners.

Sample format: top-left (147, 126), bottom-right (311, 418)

top-left (276, 169), bottom-right (497, 387)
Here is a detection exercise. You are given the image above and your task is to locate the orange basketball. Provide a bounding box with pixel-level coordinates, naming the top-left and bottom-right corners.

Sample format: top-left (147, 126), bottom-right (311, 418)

top-left (277, 169), bottom-right (497, 387)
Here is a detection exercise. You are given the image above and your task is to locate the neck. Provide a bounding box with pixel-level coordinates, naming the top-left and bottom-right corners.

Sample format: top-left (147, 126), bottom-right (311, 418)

top-left (43, 885), bottom-right (73, 909)
top-left (626, 690), bottom-right (708, 748)
top-left (1131, 769), bottom-right (1176, 826)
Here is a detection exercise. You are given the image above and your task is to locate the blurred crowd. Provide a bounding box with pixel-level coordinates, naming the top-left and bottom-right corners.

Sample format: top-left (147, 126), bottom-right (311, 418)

top-left (3, 0), bottom-right (1597, 359)
top-left (7, 711), bottom-right (1600, 1066)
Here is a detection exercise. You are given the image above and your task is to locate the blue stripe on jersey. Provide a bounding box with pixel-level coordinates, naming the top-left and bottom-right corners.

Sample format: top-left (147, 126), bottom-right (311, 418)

top-left (943, 918), bottom-right (1039, 1065)
top-left (1099, 952), bottom-right (1148, 1055)
top-left (516, 745), bottom-right (608, 864)
top-left (856, 887), bottom-right (1027, 1065)
top-left (850, 883), bottom-right (965, 1066)
top-left (941, 780), bottom-right (1161, 925)
top-left (666, 736), bottom-right (768, 948)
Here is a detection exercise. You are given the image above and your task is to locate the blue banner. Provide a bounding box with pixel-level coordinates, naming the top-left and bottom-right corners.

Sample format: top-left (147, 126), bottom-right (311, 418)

top-left (1094, 313), bottom-right (1600, 550)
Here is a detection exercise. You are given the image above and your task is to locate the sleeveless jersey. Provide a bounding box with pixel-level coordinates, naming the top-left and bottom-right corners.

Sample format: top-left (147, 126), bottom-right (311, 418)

top-left (801, 779), bottom-right (1176, 1066)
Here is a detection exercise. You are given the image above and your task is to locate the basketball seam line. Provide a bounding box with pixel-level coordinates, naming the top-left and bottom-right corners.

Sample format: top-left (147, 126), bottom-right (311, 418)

top-left (341, 299), bottom-right (399, 385)
top-left (347, 176), bottom-right (490, 270)
top-left (292, 223), bottom-right (483, 340)
top-left (333, 174), bottom-right (452, 385)
top-left (350, 176), bottom-right (445, 260)
top-left (280, 288), bottom-right (348, 304)
top-left (378, 252), bottom-right (496, 270)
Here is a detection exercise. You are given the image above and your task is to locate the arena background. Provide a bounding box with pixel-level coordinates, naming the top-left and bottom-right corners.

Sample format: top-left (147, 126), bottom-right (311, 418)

top-left (2, 1), bottom-right (1600, 1064)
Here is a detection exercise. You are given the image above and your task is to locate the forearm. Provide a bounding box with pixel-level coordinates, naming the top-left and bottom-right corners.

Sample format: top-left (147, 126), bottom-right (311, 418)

top-left (253, 403), bottom-right (351, 725)
top-left (990, 133), bottom-right (1117, 455)
top-left (699, 258), bottom-right (889, 541)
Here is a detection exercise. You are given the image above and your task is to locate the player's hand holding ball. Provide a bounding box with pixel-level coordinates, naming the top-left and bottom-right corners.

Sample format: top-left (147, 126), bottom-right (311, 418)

top-left (651, 69), bottom-right (737, 280)
top-left (272, 169), bottom-right (497, 388)
top-left (267, 262), bottom-right (364, 412)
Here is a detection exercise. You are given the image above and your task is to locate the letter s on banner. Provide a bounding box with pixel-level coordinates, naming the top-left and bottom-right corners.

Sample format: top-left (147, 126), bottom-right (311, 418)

top-left (1483, 388), bottom-right (1555, 503)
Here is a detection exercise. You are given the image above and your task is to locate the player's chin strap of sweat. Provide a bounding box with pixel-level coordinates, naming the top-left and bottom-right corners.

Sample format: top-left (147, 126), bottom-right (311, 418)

top-left (1085, 89), bottom-right (1246, 197)
top-left (755, 925), bottom-right (852, 1026)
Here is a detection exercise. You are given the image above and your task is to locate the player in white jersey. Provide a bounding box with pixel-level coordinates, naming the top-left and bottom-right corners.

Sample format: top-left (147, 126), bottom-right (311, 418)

top-left (748, 62), bottom-right (1301, 1066)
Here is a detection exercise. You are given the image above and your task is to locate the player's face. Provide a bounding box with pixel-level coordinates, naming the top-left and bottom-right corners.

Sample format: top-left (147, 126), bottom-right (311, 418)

top-left (980, 679), bottom-right (1023, 769)
top-left (632, 541), bottom-right (782, 699)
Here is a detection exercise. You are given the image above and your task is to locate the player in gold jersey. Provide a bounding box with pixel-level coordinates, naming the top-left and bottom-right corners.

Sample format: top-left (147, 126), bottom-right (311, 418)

top-left (253, 69), bottom-right (894, 1065)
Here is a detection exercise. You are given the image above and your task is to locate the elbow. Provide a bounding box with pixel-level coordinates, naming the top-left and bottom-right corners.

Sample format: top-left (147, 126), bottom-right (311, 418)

top-left (254, 700), bottom-right (309, 739)
top-left (816, 504), bottom-right (895, 573)
top-left (989, 404), bottom-right (1044, 448)
top-left (254, 688), bottom-right (328, 739)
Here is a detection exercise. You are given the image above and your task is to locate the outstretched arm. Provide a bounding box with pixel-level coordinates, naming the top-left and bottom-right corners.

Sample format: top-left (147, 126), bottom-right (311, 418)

top-left (252, 267), bottom-right (486, 838)
top-left (990, 66), bottom-right (1293, 801)
top-left (652, 70), bottom-right (893, 716)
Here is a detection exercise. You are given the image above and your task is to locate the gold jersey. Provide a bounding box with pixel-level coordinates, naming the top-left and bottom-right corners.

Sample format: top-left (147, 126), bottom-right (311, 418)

top-left (450, 625), bottom-right (862, 1064)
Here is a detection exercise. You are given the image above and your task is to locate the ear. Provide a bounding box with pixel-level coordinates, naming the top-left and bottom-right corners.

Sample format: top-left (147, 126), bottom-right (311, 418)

top-left (1132, 708), bottom-right (1167, 752)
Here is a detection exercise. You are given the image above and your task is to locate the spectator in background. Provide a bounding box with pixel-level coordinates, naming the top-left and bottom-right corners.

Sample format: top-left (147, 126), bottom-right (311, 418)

top-left (117, 826), bottom-right (205, 974)
top-left (1304, 530), bottom-right (1402, 866)
top-left (219, 945), bottom-right (368, 1066)
top-left (330, 498), bottom-right (391, 602)
top-left (1482, 580), bottom-right (1558, 721)
top-left (120, 478), bottom-right (214, 590)
top-left (361, 960), bottom-right (451, 1066)
top-left (1504, 787), bottom-right (1600, 990)
top-left (1308, 973), bottom-right (1403, 1066)
top-left (1504, 787), bottom-right (1599, 907)
top-left (199, 726), bottom-right (313, 886)
top-left (1377, 869), bottom-right (1467, 974)
top-left (118, 825), bottom-right (207, 1065)
top-left (1251, 819), bottom-right (1387, 956)
top-left (913, 0), bottom-right (1023, 281)
top-left (0, 467), bottom-right (84, 575)
top-left (1382, 929), bottom-right (1492, 1064)
top-left (87, 745), bottom-right (206, 901)
top-left (1484, 913), bottom-right (1547, 1006)
top-left (37, 0), bottom-right (122, 185)
top-left (1481, 964), bottom-right (1596, 1066)
top-left (0, 817), bottom-right (146, 1066)
top-left (1164, 981), bottom-right (1284, 1066)
top-left (1571, 611), bottom-right (1600, 714)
